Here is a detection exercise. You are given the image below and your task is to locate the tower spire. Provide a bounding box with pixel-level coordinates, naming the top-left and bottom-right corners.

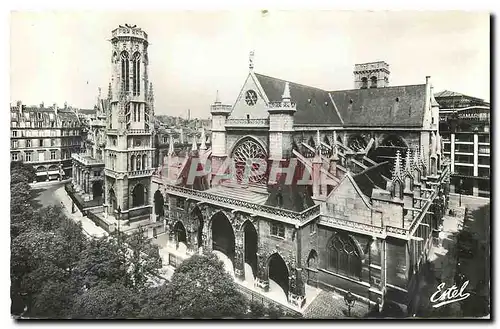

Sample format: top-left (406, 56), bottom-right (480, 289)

top-left (215, 90), bottom-right (220, 104)
top-left (282, 82), bottom-right (291, 101)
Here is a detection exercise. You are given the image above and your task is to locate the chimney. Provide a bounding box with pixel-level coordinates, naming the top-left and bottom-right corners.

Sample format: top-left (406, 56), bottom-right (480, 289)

top-left (17, 101), bottom-right (22, 113)
top-left (53, 103), bottom-right (58, 115)
top-left (40, 102), bottom-right (44, 109)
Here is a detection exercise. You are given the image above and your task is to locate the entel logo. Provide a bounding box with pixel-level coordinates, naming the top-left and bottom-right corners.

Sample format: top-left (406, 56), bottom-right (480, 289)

top-left (430, 281), bottom-right (470, 308)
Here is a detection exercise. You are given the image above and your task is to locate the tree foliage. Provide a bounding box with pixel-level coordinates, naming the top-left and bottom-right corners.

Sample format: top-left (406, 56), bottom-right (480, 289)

top-left (160, 253), bottom-right (248, 318)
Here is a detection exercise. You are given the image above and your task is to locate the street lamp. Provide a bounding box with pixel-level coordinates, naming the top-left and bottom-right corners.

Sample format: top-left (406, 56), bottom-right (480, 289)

top-left (117, 206), bottom-right (122, 246)
top-left (459, 179), bottom-right (464, 207)
top-left (344, 290), bottom-right (356, 317)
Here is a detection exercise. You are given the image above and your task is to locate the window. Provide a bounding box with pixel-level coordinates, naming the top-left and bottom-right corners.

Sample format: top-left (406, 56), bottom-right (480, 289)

top-left (51, 139), bottom-right (56, 146)
top-left (370, 76), bottom-right (378, 88)
top-left (134, 138), bottom-right (141, 147)
top-left (270, 222), bottom-right (285, 238)
top-left (26, 140), bottom-right (32, 148)
top-left (326, 233), bottom-right (362, 280)
top-left (12, 131), bottom-right (17, 137)
top-left (39, 139), bottom-right (43, 147)
top-left (11, 153), bottom-right (19, 161)
top-left (361, 77), bottom-right (368, 89)
top-left (133, 52), bottom-right (141, 96)
top-left (94, 171), bottom-right (101, 177)
top-left (51, 122), bottom-right (55, 128)
top-left (12, 140), bottom-right (18, 148)
top-left (121, 51), bottom-right (130, 92)
top-left (25, 152), bottom-right (32, 162)
top-left (163, 136), bottom-right (168, 143)
top-left (50, 150), bottom-right (56, 160)
top-left (176, 198), bottom-right (185, 209)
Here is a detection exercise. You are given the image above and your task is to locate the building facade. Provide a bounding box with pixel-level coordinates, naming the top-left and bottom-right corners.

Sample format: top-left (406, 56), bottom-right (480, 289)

top-left (437, 91), bottom-right (490, 197)
top-left (10, 101), bottom-right (82, 181)
top-left (152, 58), bottom-right (450, 315)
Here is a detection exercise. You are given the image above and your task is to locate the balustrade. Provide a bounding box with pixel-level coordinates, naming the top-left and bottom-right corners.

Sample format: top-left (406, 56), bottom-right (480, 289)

top-left (226, 118), bottom-right (269, 126)
top-left (163, 184), bottom-right (319, 223)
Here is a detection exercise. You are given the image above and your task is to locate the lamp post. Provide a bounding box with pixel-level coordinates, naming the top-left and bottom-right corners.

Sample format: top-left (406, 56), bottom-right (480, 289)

top-left (116, 206), bottom-right (122, 247)
top-left (344, 290), bottom-right (356, 317)
top-left (459, 179), bottom-right (464, 207)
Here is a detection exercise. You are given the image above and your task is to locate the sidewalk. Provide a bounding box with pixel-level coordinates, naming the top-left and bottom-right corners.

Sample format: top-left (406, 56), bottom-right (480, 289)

top-left (53, 186), bottom-right (107, 238)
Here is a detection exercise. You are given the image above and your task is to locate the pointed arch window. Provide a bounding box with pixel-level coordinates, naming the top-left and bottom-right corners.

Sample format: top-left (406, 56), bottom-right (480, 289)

top-left (370, 76), bottom-right (378, 88)
top-left (327, 233), bottom-right (362, 279)
top-left (121, 51), bottom-right (130, 92)
top-left (132, 52), bottom-right (141, 96)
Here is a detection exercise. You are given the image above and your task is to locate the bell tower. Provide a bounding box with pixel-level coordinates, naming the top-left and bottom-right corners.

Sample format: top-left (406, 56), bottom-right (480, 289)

top-left (104, 24), bottom-right (155, 221)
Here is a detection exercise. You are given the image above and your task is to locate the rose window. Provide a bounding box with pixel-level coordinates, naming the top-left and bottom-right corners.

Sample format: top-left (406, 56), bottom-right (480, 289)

top-left (232, 139), bottom-right (267, 184)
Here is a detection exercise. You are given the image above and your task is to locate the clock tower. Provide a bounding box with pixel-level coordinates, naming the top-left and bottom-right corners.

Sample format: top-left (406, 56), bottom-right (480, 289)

top-left (104, 24), bottom-right (155, 221)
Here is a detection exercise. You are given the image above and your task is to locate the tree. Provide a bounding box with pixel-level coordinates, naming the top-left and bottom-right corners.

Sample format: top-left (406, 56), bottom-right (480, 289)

top-left (124, 226), bottom-right (162, 290)
top-left (72, 237), bottom-right (129, 290)
top-left (159, 253), bottom-right (248, 318)
top-left (70, 283), bottom-right (140, 319)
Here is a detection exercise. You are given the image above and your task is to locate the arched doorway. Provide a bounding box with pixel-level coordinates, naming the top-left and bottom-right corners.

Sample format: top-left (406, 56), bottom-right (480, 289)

top-left (132, 184), bottom-right (145, 207)
top-left (174, 221), bottom-right (187, 246)
top-left (92, 181), bottom-right (103, 199)
top-left (268, 253), bottom-right (290, 301)
top-left (154, 190), bottom-right (164, 221)
top-left (211, 212), bottom-right (235, 261)
top-left (108, 188), bottom-right (117, 214)
top-left (191, 206), bottom-right (204, 249)
top-left (243, 220), bottom-right (258, 280)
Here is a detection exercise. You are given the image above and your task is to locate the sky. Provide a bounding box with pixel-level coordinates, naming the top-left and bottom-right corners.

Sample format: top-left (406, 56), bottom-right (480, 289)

top-left (10, 11), bottom-right (490, 119)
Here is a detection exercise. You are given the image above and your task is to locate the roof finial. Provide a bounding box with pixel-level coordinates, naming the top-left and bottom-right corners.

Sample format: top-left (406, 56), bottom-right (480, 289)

top-left (249, 50), bottom-right (255, 71)
top-left (331, 131), bottom-right (339, 161)
top-left (392, 150), bottom-right (402, 180)
top-left (316, 130), bottom-right (322, 156)
top-left (413, 147), bottom-right (420, 170)
top-left (200, 127), bottom-right (207, 150)
top-left (191, 134), bottom-right (198, 152)
top-left (215, 90), bottom-right (220, 104)
top-left (282, 82), bottom-right (291, 101)
top-left (168, 134), bottom-right (175, 156)
top-left (98, 87), bottom-right (102, 100)
top-left (404, 149), bottom-right (412, 173)
top-left (107, 82), bottom-right (112, 100)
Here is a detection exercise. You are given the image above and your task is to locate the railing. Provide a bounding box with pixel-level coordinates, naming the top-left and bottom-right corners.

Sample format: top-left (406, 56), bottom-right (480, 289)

top-left (163, 184), bottom-right (320, 224)
top-left (226, 119), bottom-right (269, 126)
top-left (320, 215), bottom-right (385, 236)
top-left (112, 27), bottom-right (148, 40)
top-left (72, 153), bottom-right (104, 166)
top-left (237, 284), bottom-right (302, 318)
top-left (129, 169), bottom-right (154, 178)
top-left (128, 129), bottom-right (152, 135)
top-left (107, 129), bottom-right (118, 134)
top-left (268, 101), bottom-right (297, 108)
top-left (210, 104), bottom-right (232, 112)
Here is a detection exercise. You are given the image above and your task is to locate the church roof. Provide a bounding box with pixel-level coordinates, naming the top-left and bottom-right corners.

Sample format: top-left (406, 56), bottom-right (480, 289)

top-left (254, 73), bottom-right (343, 125)
top-left (254, 73), bottom-right (427, 127)
top-left (329, 85), bottom-right (427, 127)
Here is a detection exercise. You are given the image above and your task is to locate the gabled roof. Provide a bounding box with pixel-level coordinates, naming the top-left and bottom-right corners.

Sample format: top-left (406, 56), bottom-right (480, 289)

top-left (329, 85), bottom-right (426, 127)
top-left (254, 73), bottom-right (343, 125)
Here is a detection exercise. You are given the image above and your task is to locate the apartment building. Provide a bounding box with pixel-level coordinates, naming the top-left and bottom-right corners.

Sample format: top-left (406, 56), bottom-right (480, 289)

top-left (437, 90), bottom-right (490, 197)
top-left (10, 101), bottom-right (82, 181)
